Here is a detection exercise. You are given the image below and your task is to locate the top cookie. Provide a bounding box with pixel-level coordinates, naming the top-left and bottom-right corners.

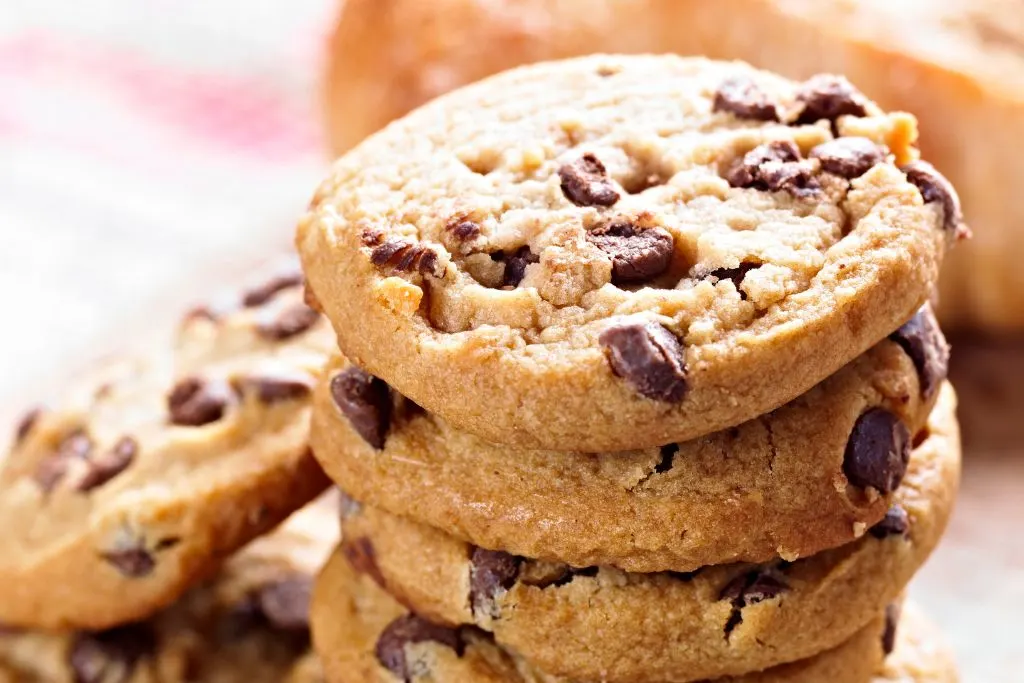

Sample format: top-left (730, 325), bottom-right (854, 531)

top-left (299, 54), bottom-right (959, 451)
top-left (0, 261), bottom-right (332, 630)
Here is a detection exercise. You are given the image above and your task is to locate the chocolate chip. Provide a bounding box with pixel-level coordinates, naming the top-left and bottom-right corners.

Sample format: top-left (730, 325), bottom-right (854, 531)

top-left (34, 431), bottom-right (93, 493)
top-left (242, 271), bottom-right (304, 308)
top-left (361, 228), bottom-right (385, 247)
top-left (14, 407), bottom-right (43, 444)
top-left (696, 262), bottom-right (760, 299)
top-left (794, 74), bottom-right (869, 125)
top-left (168, 377), bottom-right (234, 427)
top-left (342, 537), bottom-right (387, 589)
top-left (655, 444), bottom-right (678, 474)
top-left (843, 408), bottom-right (911, 493)
top-left (76, 436), bottom-right (137, 492)
top-left (375, 615), bottom-right (464, 682)
top-left (870, 505), bottom-right (910, 540)
top-left (370, 239), bottom-right (445, 278)
top-left (727, 141), bottom-right (820, 198)
top-left (713, 76), bottom-right (780, 122)
top-left (719, 568), bottom-right (789, 637)
top-left (889, 306), bottom-right (949, 400)
top-left (448, 219), bottom-right (481, 241)
top-left (330, 367), bottom-right (392, 449)
top-left (101, 546), bottom-right (156, 578)
top-left (256, 303), bottom-right (320, 341)
top-left (259, 577), bottom-right (313, 630)
top-left (882, 603), bottom-right (902, 656)
top-left (470, 548), bottom-right (522, 618)
top-left (809, 137), bottom-right (885, 179)
top-left (70, 625), bottom-right (156, 683)
top-left (902, 161), bottom-right (966, 235)
top-left (237, 372), bottom-right (314, 404)
top-left (667, 569), bottom-right (701, 582)
top-left (587, 221), bottom-right (674, 284)
top-left (500, 246), bottom-right (538, 288)
top-left (558, 153), bottom-right (620, 207)
top-left (720, 569), bottom-right (789, 604)
top-left (599, 321), bottom-right (688, 402)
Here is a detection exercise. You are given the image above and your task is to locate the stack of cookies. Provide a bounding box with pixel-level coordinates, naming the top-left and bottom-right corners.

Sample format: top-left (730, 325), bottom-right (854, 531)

top-left (299, 56), bottom-right (965, 682)
top-left (0, 266), bottom-right (336, 682)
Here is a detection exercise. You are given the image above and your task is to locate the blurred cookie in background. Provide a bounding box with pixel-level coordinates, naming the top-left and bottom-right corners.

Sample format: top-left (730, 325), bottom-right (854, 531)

top-left (948, 337), bottom-right (1024, 453)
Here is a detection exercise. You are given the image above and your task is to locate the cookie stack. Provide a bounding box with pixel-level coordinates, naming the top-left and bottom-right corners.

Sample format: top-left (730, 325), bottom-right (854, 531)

top-left (0, 267), bottom-right (336, 682)
top-left (300, 56), bottom-right (965, 682)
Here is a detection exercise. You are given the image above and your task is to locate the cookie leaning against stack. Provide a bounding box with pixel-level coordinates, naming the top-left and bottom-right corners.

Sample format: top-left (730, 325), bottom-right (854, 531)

top-left (0, 263), bottom-right (332, 630)
top-left (300, 55), bottom-right (964, 682)
top-left (0, 494), bottom-right (336, 683)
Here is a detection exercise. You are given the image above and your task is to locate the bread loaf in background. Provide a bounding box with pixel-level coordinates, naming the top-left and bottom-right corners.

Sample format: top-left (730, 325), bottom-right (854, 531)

top-left (322, 0), bottom-right (1024, 332)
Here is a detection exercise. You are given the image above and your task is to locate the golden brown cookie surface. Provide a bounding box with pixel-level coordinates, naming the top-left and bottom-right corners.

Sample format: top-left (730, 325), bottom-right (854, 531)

top-left (332, 393), bottom-right (958, 683)
top-left (302, 54), bottom-right (957, 451)
top-left (311, 309), bottom-right (948, 572)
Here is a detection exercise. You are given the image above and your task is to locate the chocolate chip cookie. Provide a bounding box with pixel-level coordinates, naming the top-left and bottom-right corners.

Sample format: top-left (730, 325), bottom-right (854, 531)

top-left (0, 265), bottom-right (332, 629)
top-left (310, 307), bottom-right (947, 572)
top-left (299, 54), bottom-right (959, 451)
top-left (873, 603), bottom-right (959, 683)
top-left (332, 389), bottom-right (958, 683)
top-left (0, 494), bottom-right (336, 682)
top-left (312, 545), bottom-right (946, 683)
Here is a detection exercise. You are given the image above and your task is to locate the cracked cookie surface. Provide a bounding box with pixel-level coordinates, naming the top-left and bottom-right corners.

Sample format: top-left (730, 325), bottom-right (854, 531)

top-left (0, 496), bottom-right (334, 683)
top-left (323, 386), bottom-right (958, 683)
top-left (0, 262), bottom-right (332, 630)
top-left (299, 54), bottom-right (959, 451)
top-left (310, 307), bottom-right (947, 572)
top-left (310, 544), bottom-right (939, 683)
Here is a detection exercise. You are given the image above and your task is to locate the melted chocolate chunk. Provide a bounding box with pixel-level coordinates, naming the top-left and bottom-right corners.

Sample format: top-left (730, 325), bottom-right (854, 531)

top-left (794, 74), bottom-right (869, 125)
top-left (697, 262), bottom-right (760, 299)
top-left (587, 221), bottom-right (674, 284)
top-left (655, 444), bottom-right (678, 474)
top-left (242, 270), bottom-right (304, 308)
top-left (558, 153), bottom-right (620, 207)
top-left (882, 603), bottom-right (902, 656)
top-left (101, 546), bottom-right (157, 578)
top-left (330, 367), bottom-right (392, 449)
top-left (375, 615), bottom-right (464, 682)
top-left (599, 321), bottom-right (688, 402)
top-left (167, 377), bottom-right (234, 427)
top-left (902, 161), bottom-right (967, 236)
top-left (870, 505), bottom-right (910, 540)
top-left (470, 548), bottom-right (522, 618)
top-left (448, 219), bottom-right (481, 241)
top-left (713, 76), bottom-right (780, 122)
top-left (809, 137), bottom-right (886, 179)
top-left (34, 431), bottom-right (93, 493)
top-left (238, 372), bottom-right (314, 404)
top-left (342, 536), bottom-right (387, 589)
top-left (843, 409), bottom-right (911, 493)
top-left (14, 407), bottom-right (43, 444)
top-left (719, 568), bottom-right (789, 637)
top-left (500, 246), bottom-right (539, 288)
top-left (76, 436), bottom-right (137, 492)
top-left (889, 306), bottom-right (949, 400)
top-left (727, 141), bottom-right (820, 197)
top-left (70, 625), bottom-right (156, 683)
top-left (370, 240), bottom-right (445, 278)
top-left (258, 576), bottom-right (313, 630)
top-left (256, 303), bottom-right (320, 341)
